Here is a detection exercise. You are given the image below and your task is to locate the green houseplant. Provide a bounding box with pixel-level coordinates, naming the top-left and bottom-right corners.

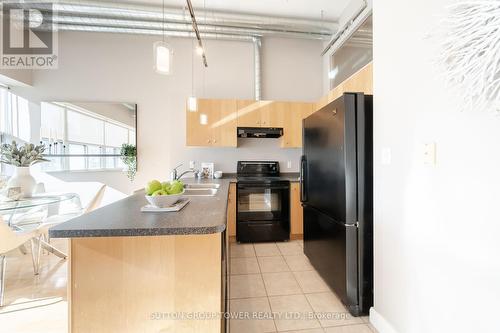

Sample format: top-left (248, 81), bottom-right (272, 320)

top-left (0, 141), bottom-right (49, 197)
top-left (120, 144), bottom-right (137, 181)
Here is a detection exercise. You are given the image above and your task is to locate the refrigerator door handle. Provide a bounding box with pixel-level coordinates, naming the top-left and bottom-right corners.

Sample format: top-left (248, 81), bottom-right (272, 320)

top-left (300, 155), bottom-right (308, 203)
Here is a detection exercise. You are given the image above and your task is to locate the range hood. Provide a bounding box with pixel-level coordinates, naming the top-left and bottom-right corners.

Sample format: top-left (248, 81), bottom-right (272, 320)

top-left (237, 127), bottom-right (283, 138)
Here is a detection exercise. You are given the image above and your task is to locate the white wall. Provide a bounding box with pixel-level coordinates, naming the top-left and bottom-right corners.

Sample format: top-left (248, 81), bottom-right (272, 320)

top-left (372, 1), bottom-right (500, 333)
top-left (0, 68), bottom-right (33, 86)
top-left (11, 31), bottom-right (323, 191)
top-left (261, 37), bottom-right (324, 101)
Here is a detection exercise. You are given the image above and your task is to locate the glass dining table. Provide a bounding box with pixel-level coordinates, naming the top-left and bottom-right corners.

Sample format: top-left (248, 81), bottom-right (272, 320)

top-left (0, 193), bottom-right (81, 258)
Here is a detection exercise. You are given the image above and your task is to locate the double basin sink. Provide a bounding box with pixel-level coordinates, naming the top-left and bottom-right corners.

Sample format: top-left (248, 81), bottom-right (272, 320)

top-left (183, 183), bottom-right (220, 197)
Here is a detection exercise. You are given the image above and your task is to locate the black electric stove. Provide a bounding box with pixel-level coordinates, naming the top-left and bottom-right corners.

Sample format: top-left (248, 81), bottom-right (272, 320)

top-left (236, 161), bottom-right (290, 242)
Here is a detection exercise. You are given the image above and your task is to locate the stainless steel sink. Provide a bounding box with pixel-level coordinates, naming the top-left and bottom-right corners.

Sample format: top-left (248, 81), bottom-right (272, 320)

top-left (183, 184), bottom-right (220, 196)
top-left (184, 183), bottom-right (220, 190)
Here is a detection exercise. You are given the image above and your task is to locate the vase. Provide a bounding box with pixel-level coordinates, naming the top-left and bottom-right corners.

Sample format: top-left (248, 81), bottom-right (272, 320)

top-left (7, 167), bottom-right (37, 198)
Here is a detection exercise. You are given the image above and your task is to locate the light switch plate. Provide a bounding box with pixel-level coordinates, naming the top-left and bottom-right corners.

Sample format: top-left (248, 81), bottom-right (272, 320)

top-left (423, 142), bottom-right (437, 166)
top-left (287, 161), bottom-right (292, 169)
top-left (381, 147), bottom-right (392, 165)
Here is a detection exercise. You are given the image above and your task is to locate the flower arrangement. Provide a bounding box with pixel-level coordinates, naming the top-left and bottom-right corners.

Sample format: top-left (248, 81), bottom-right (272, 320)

top-left (0, 141), bottom-right (49, 167)
top-left (120, 143), bottom-right (137, 181)
top-left (438, 0), bottom-right (500, 112)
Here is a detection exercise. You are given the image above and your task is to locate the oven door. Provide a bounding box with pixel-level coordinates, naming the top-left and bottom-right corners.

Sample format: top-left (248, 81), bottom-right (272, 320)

top-left (236, 183), bottom-right (290, 242)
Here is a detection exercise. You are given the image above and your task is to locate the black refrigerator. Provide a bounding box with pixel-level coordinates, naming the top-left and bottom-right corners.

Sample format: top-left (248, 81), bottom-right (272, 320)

top-left (300, 93), bottom-right (373, 316)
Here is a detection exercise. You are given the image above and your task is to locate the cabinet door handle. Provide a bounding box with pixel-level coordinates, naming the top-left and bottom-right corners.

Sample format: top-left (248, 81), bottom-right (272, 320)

top-left (213, 139), bottom-right (217, 143)
top-left (207, 139), bottom-right (211, 143)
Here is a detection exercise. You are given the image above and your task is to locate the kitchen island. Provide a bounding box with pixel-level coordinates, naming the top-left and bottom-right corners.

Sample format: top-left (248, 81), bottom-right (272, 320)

top-left (49, 179), bottom-right (231, 333)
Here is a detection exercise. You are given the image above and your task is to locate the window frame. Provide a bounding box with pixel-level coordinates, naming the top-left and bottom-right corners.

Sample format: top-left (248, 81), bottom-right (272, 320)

top-left (39, 102), bottom-right (136, 172)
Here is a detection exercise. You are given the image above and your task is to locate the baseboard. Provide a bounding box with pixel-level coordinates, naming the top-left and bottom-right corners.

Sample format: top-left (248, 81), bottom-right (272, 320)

top-left (369, 307), bottom-right (399, 333)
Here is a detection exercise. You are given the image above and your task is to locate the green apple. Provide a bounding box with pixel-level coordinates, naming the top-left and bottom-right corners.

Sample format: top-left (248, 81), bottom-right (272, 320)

top-left (145, 180), bottom-right (162, 195)
top-left (152, 189), bottom-right (166, 196)
top-left (169, 182), bottom-right (184, 194)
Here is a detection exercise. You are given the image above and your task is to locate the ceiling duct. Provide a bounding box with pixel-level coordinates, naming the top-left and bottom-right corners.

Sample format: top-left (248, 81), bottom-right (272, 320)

top-left (27, 1), bottom-right (336, 40)
top-left (253, 37), bottom-right (262, 100)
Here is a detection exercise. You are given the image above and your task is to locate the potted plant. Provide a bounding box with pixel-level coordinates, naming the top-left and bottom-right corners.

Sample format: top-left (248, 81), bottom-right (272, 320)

top-left (120, 144), bottom-right (137, 181)
top-left (0, 141), bottom-right (49, 197)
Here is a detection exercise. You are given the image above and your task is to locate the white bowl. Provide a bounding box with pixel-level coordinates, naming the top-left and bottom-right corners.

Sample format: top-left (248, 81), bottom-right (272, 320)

top-left (145, 189), bottom-right (185, 208)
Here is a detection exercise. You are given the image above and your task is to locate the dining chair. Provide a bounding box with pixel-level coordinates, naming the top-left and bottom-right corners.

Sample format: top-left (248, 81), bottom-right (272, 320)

top-left (36, 185), bottom-right (107, 260)
top-left (0, 216), bottom-right (41, 307)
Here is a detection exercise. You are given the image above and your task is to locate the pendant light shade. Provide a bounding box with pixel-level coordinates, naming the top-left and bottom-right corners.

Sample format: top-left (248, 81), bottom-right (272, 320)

top-left (154, 41), bottom-right (172, 75)
top-left (188, 96), bottom-right (197, 112)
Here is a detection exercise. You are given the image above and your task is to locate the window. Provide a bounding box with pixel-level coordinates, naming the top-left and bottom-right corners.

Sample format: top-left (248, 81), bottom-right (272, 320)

top-left (67, 110), bottom-right (104, 145)
top-left (0, 87), bottom-right (32, 142)
top-left (87, 145), bottom-right (102, 170)
top-left (40, 102), bottom-right (64, 140)
top-left (105, 123), bottom-right (128, 148)
top-left (39, 102), bottom-right (136, 172)
top-left (68, 144), bottom-right (85, 170)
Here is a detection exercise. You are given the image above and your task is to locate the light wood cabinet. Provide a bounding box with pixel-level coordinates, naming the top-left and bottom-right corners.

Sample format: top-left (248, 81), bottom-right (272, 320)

top-left (316, 62), bottom-right (373, 111)
top-left (236, 100), bottom-right (262, 127)
top-left (187, 98), bottom-right (313, 148)
top-left (290, 182), bottom-right (303, 238)
top-left (260, 101), bottom-right (287, 128)
top-left (69, 234), bottom-right (221, 332)
top-left (186, 99), bottom-right (237, 147)
top-left (281, 102), bottom-right (313, 148)
top-left (227, 183), bottom-right (236, 238)
top-left (236, 100), bottom-right (286, 128)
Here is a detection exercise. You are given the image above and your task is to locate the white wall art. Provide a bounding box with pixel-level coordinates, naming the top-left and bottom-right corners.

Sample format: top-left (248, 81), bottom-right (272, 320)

top-left (438, 0), bottom-right (500, 113)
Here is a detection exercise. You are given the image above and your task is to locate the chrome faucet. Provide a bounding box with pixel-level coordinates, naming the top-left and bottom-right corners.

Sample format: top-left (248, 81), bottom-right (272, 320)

top-left (170, 164), bottom-right (199, 181)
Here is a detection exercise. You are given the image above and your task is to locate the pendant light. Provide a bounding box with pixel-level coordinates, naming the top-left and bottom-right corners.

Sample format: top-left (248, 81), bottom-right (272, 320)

top-left (154, 0), bottom-right (172, 75)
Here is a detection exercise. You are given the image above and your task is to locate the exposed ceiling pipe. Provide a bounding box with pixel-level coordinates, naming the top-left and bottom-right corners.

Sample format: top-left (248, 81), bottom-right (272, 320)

top-left (48, 16), bottom-right (328, 39)
top-left (52, 24), bottom-right (255, 41)
top-left (26, 1), bottom-right (335, 40)
top-left (253, 37), bottom-right (262, 101)
top-left (321, 0), bottom-right (372, 56)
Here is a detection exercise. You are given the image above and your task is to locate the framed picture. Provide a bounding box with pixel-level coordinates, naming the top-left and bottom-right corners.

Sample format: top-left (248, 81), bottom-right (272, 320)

top-left (7, 187), bottom-right (22, 201)
top-left (200, 162), bottom-right (214, 179)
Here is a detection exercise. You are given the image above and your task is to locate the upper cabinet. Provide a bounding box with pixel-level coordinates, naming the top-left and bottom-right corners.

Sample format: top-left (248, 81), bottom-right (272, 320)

top-left (186, 62), bottom-right (373, 149)
top-left (187, 98), bottom-right (314, 148)
top-left (237, 100), bottom-right (286, 128)
top-left (281, 102), bottom-right (313, 148)
top-left (236, 100), bottom-right (261, 127)
top-left (186, 99), bottom-right (237, 147)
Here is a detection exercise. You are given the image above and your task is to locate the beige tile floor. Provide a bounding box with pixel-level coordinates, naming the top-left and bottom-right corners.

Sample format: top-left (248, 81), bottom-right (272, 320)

top-left (0, 238), bottom-right (376, 333)
top-left (230, 240), bottom-right (377, 333)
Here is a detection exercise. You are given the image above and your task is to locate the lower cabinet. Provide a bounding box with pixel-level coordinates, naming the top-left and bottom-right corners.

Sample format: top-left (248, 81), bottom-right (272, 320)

top-left (290, 182), bottom-right (304, 238)
top-left (227, 182), bottom-right (303, 241)
top-left (227, 183), bottom-right (237, 238)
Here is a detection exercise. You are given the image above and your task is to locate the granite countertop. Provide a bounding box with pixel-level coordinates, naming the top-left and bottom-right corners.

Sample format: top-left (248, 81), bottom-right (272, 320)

top-left (49, 179), bottom-right (231, 238)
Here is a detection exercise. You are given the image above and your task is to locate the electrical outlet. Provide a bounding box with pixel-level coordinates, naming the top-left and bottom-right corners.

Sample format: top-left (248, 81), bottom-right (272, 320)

top-left (287, 161), bottom-right (292, 169)
top-left (189, 161), bottom-right (195, 169)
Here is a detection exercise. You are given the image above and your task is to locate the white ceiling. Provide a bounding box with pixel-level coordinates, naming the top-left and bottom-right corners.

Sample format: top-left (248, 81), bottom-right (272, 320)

top-left (106, 0), bottom-right (351, 21)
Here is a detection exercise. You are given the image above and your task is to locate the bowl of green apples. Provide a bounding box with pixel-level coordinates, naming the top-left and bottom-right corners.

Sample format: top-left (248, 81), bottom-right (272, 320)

top-left (144, 179), bottom-right (185, 208)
